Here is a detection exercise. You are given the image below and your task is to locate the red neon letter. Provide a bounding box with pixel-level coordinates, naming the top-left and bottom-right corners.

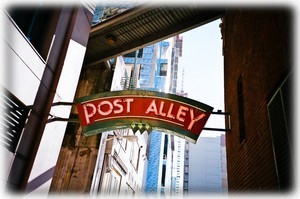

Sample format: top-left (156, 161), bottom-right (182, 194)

top-left (124, 98), bottom-right (134, 113)
top-left (113, 99), bottom-right (123, 114)
top-left (188, 109), bottom-right (205, 130)
top-left (176, 106), bottom-right (188, 122)
top-left (98, 101), bottom-right (113, 116)
top-left (167, 103), bottom-right (175, 119)
top-left (145, 100), bottom-right (158, 115)
top-left (158, 101), bottom-right (166, 116)
top-left (83, 103), bottom-right (96, 124)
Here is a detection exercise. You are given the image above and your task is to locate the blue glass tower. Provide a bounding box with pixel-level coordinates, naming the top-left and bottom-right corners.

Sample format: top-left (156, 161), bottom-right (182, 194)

top-left (123, 36), bottom-right (182, 195)
top-left (145, 131), bottom-right (162, 193)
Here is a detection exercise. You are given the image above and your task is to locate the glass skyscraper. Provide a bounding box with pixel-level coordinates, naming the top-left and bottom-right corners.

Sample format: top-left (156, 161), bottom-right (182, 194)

top-left (123, 35), bottom-right (184, 196)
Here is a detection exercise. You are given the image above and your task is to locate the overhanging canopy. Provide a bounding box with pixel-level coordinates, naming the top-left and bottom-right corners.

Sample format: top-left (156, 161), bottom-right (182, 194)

top-left (84, 5), bottom-right (225, 67)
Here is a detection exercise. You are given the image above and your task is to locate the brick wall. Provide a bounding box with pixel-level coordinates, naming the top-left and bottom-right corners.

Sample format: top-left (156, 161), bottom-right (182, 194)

top-left (223, 9), bottom-right (292, 191)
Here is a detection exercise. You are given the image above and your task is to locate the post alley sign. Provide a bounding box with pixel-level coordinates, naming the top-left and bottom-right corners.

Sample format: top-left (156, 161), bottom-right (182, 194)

top-left (75, 90), bottom-right (213, 143)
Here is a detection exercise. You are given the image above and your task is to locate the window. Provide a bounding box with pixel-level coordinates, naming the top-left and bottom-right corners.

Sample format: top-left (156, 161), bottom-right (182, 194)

top-left (129, 141), bottom-right (139, 170)
top-left (1, 88), bottom-right (29, 153)
top-left (124, 49), bottom-right (143, 58)
top-left (163, 134), bottom-right (168, 159)
top-left (237, 74), bottom-right (246, 143)
top-left (102, 168), bottom-right (121, 195)
top-left (268, 74), bottom-right (292, 191)
top-left (114, 129), bottom-right (128, 150)
top-left (8, 6), bottom-right (60, 60)
top-left (160, 63), bottom-right (167, 76)
top-left (161, 164), bottom-right (166, 187)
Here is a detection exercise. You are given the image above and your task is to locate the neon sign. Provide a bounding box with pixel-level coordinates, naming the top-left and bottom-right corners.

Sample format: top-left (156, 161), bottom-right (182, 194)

top-left (76, 90), bottom-right (213, 143)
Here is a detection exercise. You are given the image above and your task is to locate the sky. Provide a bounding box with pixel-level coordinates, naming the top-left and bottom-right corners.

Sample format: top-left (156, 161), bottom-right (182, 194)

top-left (179, 19), bottom-right (225, 138)
top-left (179, 19), bottom-right (226, 193)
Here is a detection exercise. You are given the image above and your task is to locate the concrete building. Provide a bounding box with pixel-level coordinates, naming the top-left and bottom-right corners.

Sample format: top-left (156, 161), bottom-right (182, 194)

top-left (171, 136), bottom-right (186, 195)
top-left (0, 3), bottom-right (96, 193)
top-left (183, 140), bottom-right (190, 195)
top-left (188, 134), bottom-right (227, 193)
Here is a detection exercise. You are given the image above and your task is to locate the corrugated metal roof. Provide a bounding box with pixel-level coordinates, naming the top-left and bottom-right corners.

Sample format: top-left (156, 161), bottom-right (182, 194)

top-left (84, 5), bottom-right (225, 67)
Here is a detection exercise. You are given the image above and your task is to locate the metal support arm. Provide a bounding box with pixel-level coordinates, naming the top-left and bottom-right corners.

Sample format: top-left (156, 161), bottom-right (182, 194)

top-left (203, 110), bottom-right (231, 132)
top-left (46, 102), bottom-right (78, 123)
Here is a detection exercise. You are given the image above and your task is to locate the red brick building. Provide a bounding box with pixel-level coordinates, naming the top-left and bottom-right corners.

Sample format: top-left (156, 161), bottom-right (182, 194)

top-left (222, 9), bottom-right (293, 191)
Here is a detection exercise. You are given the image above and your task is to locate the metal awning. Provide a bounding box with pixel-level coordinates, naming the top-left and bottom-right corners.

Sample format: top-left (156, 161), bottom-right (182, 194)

top-left (83, 5), bottom-right (225, 67)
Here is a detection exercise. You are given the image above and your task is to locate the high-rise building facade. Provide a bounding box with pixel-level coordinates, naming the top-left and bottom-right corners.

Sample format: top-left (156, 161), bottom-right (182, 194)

top-left (123, 35), bottom-right (186, 196)
top-left (124, 38), bottom-right (174, 195)
top-left (188, 134), bottom-right (227, 193)
top-left (171, 136), bottom-right (186, 195)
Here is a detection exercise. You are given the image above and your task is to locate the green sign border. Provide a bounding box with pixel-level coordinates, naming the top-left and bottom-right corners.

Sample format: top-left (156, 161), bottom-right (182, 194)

top-left (76, 90), bottom-right (213, 144)
top-left (76, 90), bottom-right (213, 111)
